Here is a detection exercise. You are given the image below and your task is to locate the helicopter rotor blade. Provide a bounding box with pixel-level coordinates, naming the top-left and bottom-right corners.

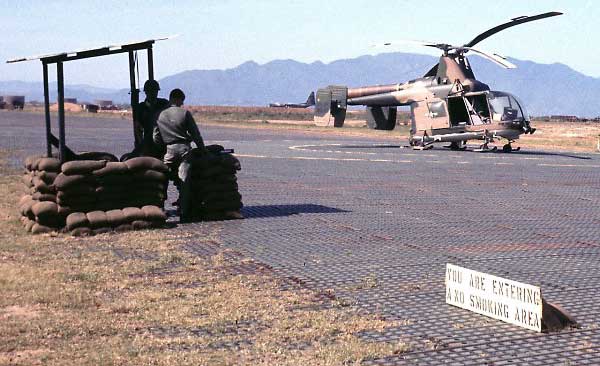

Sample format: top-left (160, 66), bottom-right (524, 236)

top-left (372, 39), bottom-right (446, 49)
top-left (460, 47), bottom-right (517, 69)
top-left (464, 11), bottom-right (563, 48)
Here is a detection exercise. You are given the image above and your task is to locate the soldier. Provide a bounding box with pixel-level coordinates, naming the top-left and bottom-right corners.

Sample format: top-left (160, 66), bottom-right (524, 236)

top-left (154, 88), bottom-right (208, 220)
top-left (134, 80), bottom-right (170, 158)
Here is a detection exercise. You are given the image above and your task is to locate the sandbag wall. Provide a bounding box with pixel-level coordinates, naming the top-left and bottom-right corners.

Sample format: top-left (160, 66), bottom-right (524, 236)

top-left (18, 155), bottom-right (168, 235)
top-left (186, 148), bottom-right (243, 221)
top-left (19, 156), bottom-right (63, 234)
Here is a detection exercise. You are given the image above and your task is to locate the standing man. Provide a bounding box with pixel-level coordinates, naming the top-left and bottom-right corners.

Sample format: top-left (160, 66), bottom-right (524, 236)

top-left (134, 80), bottom-right (170, 158)
top-left (154, 88), bottom-right (208, 220)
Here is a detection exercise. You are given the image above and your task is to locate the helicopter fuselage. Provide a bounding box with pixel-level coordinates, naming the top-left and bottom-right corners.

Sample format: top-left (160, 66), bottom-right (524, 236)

top-left (316, 55), bottom-right (534, 148)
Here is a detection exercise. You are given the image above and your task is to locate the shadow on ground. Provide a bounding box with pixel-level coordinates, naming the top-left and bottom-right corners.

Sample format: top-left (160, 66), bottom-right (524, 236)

top-left (242, 204), bottom-right (349, 218)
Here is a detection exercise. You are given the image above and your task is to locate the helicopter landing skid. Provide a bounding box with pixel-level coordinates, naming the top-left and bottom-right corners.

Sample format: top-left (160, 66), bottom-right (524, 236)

top-left (473, 142), bottom-right (497, 153)
top-left (413, 144), bottom-right (434, 150)
top-left (444, 141), bottom-right (467, 151)
top-left (501, 143), bottom-right (521, 153)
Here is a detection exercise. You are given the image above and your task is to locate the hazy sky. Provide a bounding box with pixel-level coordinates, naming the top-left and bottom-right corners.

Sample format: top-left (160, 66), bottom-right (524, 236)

top-left (1, 0), bottom-right (597, 88)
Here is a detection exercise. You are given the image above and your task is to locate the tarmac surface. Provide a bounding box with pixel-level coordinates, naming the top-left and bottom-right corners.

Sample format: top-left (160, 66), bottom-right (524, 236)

top-left (3, 111), bottom-right (600, 364)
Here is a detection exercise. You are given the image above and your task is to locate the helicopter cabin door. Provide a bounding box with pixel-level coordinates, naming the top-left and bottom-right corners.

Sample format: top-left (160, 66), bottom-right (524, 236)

top-left (410, 98), bottom-right (449, 134)
top-left (446, 96), bottom-right (475, 129)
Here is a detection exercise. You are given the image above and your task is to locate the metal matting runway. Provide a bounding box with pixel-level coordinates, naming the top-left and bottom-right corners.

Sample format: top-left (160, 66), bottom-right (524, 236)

top-left (2, 111), bottom-right (600, 364)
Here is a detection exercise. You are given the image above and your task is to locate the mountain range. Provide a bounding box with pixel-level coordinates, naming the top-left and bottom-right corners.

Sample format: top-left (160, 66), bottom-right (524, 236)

top-left (1, 52), bottom-right (599, 117)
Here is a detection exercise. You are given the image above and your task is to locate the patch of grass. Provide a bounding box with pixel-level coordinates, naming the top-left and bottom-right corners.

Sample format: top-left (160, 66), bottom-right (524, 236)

top-left (0, 151), bottom-right (408, 365)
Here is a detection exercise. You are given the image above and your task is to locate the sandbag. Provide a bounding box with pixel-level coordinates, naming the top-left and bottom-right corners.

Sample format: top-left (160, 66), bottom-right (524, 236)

top-left (203, 191), bottom-right (242, 204)
top-left (93, 227), bottom-right (113, 235)
top-left (219, 154), bottom-right (241, 170)
top-left (125, 157), bottom-right (169, 173)
top-left (96, 202), bottom-right (126, 212)
top-left (24, 219), bottom-right (36, 232)
top-left (131, 169), bottom-right (167, 182)
top-left (122, 207), bottom-right (145, 222)
top-left (126, 198), bottom-right (164, 209)
top-left (18, 194), bottom-right (33, 207)
top-left (62, 160), bottom-right (106, 175)
top-left (95, 194), bottom-right (129, 205)
top-left (132, 220), bottom-right (152, 230)
top-left (188, 153), bottom-right (221, 168)
top-left (31, 192), bottom-right (57, 202)
top-left (31, 223), bottom-right (54, 234)
top-left (25, 155), bottom-right (43, 171)
top-left (31, 201), bottom-right (59, 220)
top-left (57, 205), bottom-right (73, 217)
top-left (66, 212), bottom-right (89, 231)
top-left (32, 176), bottom-right (55, 193)
top-left (21, 199), bottom-right (36, 219)
top-left (224, 210), bottom-right (244, 220)
top-left (57, 184), bottom-right (96, 196)
top-left (106, 209), bottom-right (127, 227)
top-left (76, 151), bottom-right (118, 162)
top-left (95, 185), bottom-right (129, 195)
top-left (141, 205), bottom-right (167, 222)
top-left (119, 151), bottom-right (137, 162)
top-left (96, 175), bottom-right (133, 186)
top-left (191, 181), bottom-right (238, 193)
top-left (37, 157), bottom-right (61, 172)
top-left (92, 161), bottom-right (129, 177)
top-left (191, 175), bottom-right (237, 187)
top-left (201, 210), bottom-right (243, 221)
top-left (133, 190), bottom-right (166, 200)
top-left (150, 220), bottom-right (166, 228)
top-left (205, 200), bottom-right (243, 211)
top-left (71, 227), bottom-right (93, 237)
top-left (191, 165), bottom-right (236, 178)
top-left (86, 211), bottom-right (108, 229)
top-left (54, 173), bottom-right (95, 190)
top-left (36, 171), bottom-right (58, 185)
top-left (22, 174), bottom-right (34, 188)
top-left (115, 223), bottom-right (133, 232)
top-left (61, 205), bottom-right (97, 214)
top-left (57, 195), bottom-right (96, 207)
top-left (206, 144), bottom-right (225, 154)
top-left (136, 181), bottom-right (166, 192)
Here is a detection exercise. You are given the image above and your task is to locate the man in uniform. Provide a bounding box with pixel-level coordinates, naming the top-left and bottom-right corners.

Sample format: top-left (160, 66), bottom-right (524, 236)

top-left (154, 88), bottom-right (208, 220)
top-left (134, 80), bottom-right (170, 158)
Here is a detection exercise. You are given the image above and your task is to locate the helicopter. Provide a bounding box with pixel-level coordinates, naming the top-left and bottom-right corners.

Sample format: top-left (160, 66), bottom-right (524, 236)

top-left (313, 12), bottom-right (563, 152)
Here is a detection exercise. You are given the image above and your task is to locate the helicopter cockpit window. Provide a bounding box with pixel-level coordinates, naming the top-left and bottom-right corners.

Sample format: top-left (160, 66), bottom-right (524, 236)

top-left (488, 92), bottom-right (525, 122)
top-left (465, 94), bottom-right (491, 125)
top-left (466, 95), bottom-right (490, 117)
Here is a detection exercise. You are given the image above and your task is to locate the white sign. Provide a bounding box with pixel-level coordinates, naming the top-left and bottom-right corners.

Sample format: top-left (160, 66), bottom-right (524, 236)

top-left (445, 263), bottom-right (543, 332)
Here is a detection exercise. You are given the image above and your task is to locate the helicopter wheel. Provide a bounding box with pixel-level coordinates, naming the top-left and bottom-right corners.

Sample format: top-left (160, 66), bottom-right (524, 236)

top-left (502, 143), bottom-right (513, 153)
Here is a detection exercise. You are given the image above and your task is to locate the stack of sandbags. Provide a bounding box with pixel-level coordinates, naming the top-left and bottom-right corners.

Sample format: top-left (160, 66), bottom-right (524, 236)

top-left (123, 157), bottom-right (169, 208)
top-left (187, 147), bottom-right (243, 221)
top-left (54, 156), bottom-right (169, 213)
top-left (55, 159), bottom-right (107, 214)
top-left (65, 205), bottom-right (167, 236)
top-left (18, 156), bottom-right (63, 234)
top-left (18, 154), bottom-right (169, 235)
